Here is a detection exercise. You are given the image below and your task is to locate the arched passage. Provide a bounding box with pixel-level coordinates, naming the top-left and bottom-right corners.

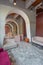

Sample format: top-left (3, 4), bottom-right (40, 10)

top-left (0, 6), bottom-right (31, 45)
top-left (0, 5), bottom-right (36, 45)
top-left (5, 24), bottom-right (12, 34)
top-left (6, 19), bottom-right (19, 35)
top-left (6, 23), bottom-right (13, 32)
top-left (5, 9), bottom-right (31, 41)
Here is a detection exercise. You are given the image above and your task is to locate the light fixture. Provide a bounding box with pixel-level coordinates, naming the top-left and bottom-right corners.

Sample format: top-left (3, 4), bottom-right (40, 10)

top-left (13, 0), bottom-right (16, 5)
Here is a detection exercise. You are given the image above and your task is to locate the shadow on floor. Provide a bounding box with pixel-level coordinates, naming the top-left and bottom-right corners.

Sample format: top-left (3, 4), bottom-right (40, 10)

top-left (32, 42), bottom-right (43, 50)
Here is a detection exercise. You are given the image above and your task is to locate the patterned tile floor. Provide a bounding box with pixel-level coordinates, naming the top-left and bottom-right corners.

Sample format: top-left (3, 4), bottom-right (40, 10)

top-left (10, 42), bottom-right (43, 65)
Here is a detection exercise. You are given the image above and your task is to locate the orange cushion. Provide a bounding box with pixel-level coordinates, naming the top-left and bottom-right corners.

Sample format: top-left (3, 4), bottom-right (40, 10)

top-left (25, 38), bottom-right (29, 42)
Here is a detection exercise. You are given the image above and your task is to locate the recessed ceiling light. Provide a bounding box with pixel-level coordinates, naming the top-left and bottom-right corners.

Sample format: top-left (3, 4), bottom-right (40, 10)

top-left (13, 0), bottom-right (16, 5)
top-left (14, 2), bottom-right (16, 5)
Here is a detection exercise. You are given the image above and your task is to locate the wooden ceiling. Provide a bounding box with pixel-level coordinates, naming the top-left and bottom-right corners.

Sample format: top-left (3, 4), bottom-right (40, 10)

top-left (8, 0), bottom-right (43, 15)
top-left (32, 0), bottom-right (42, 7)
top-left (31, 0), bottom-right (43, 14)
top-left (11, 0), bottom-right (43, 14)
top-left (22, 0), bottom-right (26, 2)
top-left (21, 0), bottom-right (42, 6)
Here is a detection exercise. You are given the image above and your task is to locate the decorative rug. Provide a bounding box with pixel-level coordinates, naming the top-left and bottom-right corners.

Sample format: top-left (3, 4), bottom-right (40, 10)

top-left (10, 42), bottom-right (43, 65)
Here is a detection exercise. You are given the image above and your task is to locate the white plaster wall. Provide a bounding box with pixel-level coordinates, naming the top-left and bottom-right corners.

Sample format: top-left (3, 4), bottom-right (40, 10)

top-left (29, 10), bottom-right (36, 40)
top-left (30, 22), bottom-right (36, 40)
top-left (0, 5), bottom-right (12, 45)
top-left (0, 19), bottom-right (1, 44)
top-left (22, 9), bottom-right (36, 39)
top-left (0, 20), bottom-right (5, 46)
top-left (0, 4), bottom-right (36, 45)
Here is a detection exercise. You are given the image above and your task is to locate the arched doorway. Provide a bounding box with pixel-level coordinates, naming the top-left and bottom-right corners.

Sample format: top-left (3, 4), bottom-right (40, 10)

top-left (5, 21), bottom-right (18, 38)
top-left (0, 6), bottom-right (31, 45)
top-left (5, 24), bottom-right (12, 34)
top-left (5, 9), bottom-right (31, 42)
top-left (6, 19), bottom-right (19, 35)
top-left (5, 13), bottom-right (27, 40)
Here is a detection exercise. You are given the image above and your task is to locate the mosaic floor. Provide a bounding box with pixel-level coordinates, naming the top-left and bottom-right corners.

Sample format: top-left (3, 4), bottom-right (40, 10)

top-left (9, 42), bottom-right (43, 65)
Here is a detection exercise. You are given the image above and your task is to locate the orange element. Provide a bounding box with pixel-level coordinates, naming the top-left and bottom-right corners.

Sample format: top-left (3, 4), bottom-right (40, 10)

top-left (25, 38), bottom-right (29, 42)
top-left (32, 0), bottom-right (41, 6)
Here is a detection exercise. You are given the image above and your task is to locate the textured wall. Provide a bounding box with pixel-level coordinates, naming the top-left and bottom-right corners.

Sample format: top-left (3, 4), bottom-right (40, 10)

top-left (36, 12), bottom-right (43, 36)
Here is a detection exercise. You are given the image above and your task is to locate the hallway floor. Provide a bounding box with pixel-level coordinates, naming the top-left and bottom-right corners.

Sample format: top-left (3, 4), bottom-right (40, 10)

top-left (9, 42), bottom-right (43, 65)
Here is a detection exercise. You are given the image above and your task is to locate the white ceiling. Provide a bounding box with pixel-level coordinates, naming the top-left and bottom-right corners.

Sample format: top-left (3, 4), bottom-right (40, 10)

top-left (0, 0), bottom-right (42, 10)
top-left (0, 0), bottom-right (25, 8)
top-left (0, 0), bottom-right (36, 9)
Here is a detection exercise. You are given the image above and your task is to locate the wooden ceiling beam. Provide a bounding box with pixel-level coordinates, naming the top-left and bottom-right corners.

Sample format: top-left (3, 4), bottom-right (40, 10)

top-left (36, 8), bottom-right (43, 14)
top-left (21, 0), bottom-right (26, 1)
top-left (32, 0), bottom-right (42, 7)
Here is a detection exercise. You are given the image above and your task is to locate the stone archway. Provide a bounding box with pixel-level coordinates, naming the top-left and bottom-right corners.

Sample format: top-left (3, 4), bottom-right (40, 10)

top-left (5, 9), bottom-right (31, 41)
top-left (0, 5), bottom-right (31, 44)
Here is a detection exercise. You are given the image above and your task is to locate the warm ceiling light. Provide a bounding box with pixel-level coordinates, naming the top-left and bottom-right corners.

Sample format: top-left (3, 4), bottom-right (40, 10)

top-left (14, 2), bottom-right (16, 5)
top-left (13, 0), bottom-right (16, 5)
